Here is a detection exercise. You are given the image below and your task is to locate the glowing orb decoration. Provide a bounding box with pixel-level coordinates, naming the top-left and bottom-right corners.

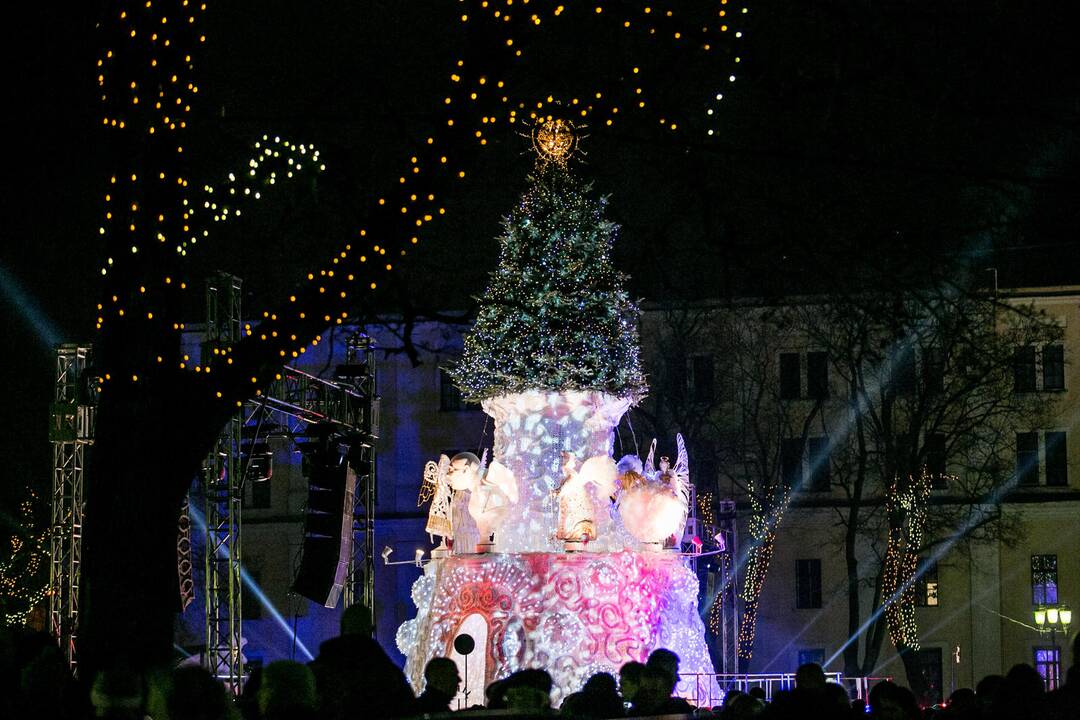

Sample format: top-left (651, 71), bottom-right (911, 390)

top-left (397, 551), bottom-right (719, 707)
top-left (531, 118), bottom-right (580, 165)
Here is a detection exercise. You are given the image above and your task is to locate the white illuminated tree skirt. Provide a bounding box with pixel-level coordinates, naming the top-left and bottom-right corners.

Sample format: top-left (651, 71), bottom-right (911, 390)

top-left (397, 551), bottom-right (719, 707)
top-left (481, 390), bottom-right (631, 553)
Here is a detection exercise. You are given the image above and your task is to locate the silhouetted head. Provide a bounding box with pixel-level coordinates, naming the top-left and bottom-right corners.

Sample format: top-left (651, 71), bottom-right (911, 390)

top-left (619, 661), bottom-right (646, 702)
top-left (168, 665), bottom-right (231, 720)
top-left (1006, 663), bottom-right (1045, 698)
top-left (646, 648), bottom-right (680, 690)
top-left (90, 665), bottom-right (146, 719)
top-left (339, 604), bottom-right (373, 637)
top-left (424, 657), bottom-right (461, 697)
top-left (258, 660), bottom-right (317, 718)
top-left (795, 662), bottom-right (826, 691)
top-left (501, 669), bottom-right (552, 711)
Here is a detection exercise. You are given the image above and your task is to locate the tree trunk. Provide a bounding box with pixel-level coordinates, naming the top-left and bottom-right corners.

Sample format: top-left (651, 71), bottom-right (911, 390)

top-left (79, 375), bottom-right (227, 680)
top-left (896, 643), bottom-right (929, 703)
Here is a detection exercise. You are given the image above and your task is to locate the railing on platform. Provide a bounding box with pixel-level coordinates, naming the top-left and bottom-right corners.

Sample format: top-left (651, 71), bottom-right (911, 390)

top-left (677, 673), bottom-right (892, 708)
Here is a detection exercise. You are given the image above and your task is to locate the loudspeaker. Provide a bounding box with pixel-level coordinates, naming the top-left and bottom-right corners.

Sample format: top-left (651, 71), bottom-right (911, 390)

top-left (292, 427), bottom-right (357, 608)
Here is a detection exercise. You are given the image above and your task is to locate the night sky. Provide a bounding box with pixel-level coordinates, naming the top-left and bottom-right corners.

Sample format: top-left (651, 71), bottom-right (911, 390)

top-left (2, 2), bottom-right (1078, 517)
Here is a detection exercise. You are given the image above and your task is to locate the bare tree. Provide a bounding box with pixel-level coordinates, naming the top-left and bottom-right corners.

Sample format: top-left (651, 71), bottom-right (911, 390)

top-left (634, 303), bottom-right (826, 668)
top-left (793, 272), bottom-right (1060, 697)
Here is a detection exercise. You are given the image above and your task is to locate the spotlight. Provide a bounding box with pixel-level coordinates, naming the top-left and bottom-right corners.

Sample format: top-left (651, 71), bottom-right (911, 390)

top-left (713, 532), bottom-right (727, 552)
top-left (382, 546), bottom-right (393, 564)
top-left (415, 549), bottom-right (426, 567)
top-left (690, 536), bottom-right (703, 554)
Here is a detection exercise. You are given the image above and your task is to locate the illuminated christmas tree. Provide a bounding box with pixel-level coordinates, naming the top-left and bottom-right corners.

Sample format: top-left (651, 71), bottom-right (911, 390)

top-left (0, 490), bottom-right (49, 626)
top-left (450, 164), bottom-right (646, 402)
top-left (398, 128), bottom-right (718, 705)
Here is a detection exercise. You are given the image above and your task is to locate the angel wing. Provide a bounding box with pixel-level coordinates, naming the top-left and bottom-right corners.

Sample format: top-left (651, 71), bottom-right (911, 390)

top-left (416, 455), bottom-right (438, 507)
top-left (423, 455), bottom-right (453, 540)
top-left (672, 434), bottom-right (692, 542)
top-left (643, 439), bottom-right (657, 480)
top-left (484, 460), bottom-right (519, 504)
top-left (673, 434), bottom-right (689, 488)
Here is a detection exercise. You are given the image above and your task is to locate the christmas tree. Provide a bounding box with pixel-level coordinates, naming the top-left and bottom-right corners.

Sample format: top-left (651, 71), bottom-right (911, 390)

top-left (450, 164), bottom-right (647, 402)
top-left (0, 489), bottom-right (49, 626)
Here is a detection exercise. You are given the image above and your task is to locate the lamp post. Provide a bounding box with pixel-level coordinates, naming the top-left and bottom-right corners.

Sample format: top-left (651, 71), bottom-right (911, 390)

top-left (1033, 603), bottom-right (1072, 689)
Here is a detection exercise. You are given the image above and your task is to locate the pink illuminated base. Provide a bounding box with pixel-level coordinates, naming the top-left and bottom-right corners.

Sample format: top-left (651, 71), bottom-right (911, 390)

top-left (397, 550), bottom-right (719, 706)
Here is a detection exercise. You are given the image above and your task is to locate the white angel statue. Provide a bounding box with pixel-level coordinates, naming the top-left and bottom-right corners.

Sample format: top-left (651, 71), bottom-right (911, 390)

top-left (616, 434), bottom-right (691, 549)
top-left (557, 453), bottom-right (618, 548)
top-left (468, 458), bottom-right (518, 551)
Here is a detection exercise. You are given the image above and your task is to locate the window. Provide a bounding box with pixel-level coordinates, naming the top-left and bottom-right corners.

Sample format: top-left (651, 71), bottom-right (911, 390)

top-left (781, 438), bottom-right (804, 489)
top-left (915, 561), bottom-right (939, 607)
top-left (807, 436), bottom-right (831, 492)
top-left (1014, 346), bottom-right (1037, 393)
top-left (1034, 647), bottom-right (1062, 691)
top-left (1031, 555), bottom-right (1058, 605)
top-left (690, 354), bottom-right (716, 401)
top-left (795, 559), bottom-right (822, 609)
top-left (780, 353), bottom-right (801, 400)
top-left (806, 352), bottom-right (829, 399)
top-left (1014, 345), bottom-right (1063, 393)
top-left (1045, 432), bottom-right (1068, 486)
top-left (922, 346), bottom-right (945, 394)
top-left (911, 648), bottom-right (943, 707)
top-left (693, 440), bottom-right (719, 494)
top-left (797, 648), bottom-right (825, 668)
top-left (925, 434), bottom-right (948, 490)
top-left (1042, 345), bottom-right (1065, 391)
top-left (893, 347), bottom-right (917, 396)
top-left (1016, 433), bottom-right (1039, 486)
top-left (439, 368), bottom-right (478, 412)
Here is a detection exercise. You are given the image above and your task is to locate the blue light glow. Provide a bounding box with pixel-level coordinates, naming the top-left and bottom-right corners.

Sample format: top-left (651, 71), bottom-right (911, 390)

top-left (188, 503), bottom-right (315, 661)
top-left (0, 264), bottom-right (61, 350)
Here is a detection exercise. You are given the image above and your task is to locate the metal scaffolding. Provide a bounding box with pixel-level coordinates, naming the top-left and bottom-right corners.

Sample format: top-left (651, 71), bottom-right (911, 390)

top-left (198, 273), bottom-right (378, 688)
top-left (48, 344), bottom-right (96, 673)
top-left (714, 500), bottom-right (740, 675)
top-left (342, 333), bottom-right (378, 628)
top-left (202, 272), bottom-right (244, 692)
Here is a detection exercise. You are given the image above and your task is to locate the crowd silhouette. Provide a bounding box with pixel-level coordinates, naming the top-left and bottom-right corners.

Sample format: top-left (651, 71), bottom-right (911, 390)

top-left (1, 607), bottom-right (1075, 719)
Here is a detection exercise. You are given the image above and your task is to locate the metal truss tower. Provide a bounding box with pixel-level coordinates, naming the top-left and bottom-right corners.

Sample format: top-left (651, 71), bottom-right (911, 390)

top-left (202, 272), bottom-right (244, 692)
top-left (341, 332), bottom-right (379, 629)
top-left (715, 500), bottom-right (740, 675)
top-left (48, 344), bottom-right (96, 673)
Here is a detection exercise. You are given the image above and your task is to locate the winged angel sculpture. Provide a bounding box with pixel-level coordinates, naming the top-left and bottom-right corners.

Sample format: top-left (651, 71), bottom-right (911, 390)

top-left (615, 434), bottom-right (691, 548)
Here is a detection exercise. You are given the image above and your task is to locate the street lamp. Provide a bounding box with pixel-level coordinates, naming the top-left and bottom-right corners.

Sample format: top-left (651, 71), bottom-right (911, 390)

top-left (1033, 603), bottom-right (1071, 689)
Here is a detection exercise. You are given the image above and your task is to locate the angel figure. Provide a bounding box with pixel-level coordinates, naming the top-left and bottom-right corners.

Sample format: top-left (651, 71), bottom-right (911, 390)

top-left (558, 453), bottom-right (618, 549)
top-left (420, 454), bottom-right (453, 553)
top-left (616, 454), bottom-right (647, 492)
top-left (467, 457), bottom-right (518, 551)
top-left (657, 434), bottom-right (692, 544)
top-left (447, 451), bottom-right (485, 554)
top-left (615, 435), bottom-right (691, 549)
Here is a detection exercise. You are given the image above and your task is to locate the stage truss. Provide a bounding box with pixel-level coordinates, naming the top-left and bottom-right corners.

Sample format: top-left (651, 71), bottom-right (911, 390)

top-left (48, 343), bottom-right (97, 674)
top-left (199, 273), bottom-right (378, 692)
top-left (201, 272), bottom-right (245, 692)
top-left (46, 280), bottom-right (377, 687)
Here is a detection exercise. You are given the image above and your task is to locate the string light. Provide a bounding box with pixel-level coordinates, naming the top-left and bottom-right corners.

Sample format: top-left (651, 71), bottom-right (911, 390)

top-left (449, 164), bottom-right (646, 402)
top-left (1, 489), bottom-right (50, 626)
top-left (882, 468), bottom-right (931, 650)
top-left (736, 482), bottom-right (789, 658)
